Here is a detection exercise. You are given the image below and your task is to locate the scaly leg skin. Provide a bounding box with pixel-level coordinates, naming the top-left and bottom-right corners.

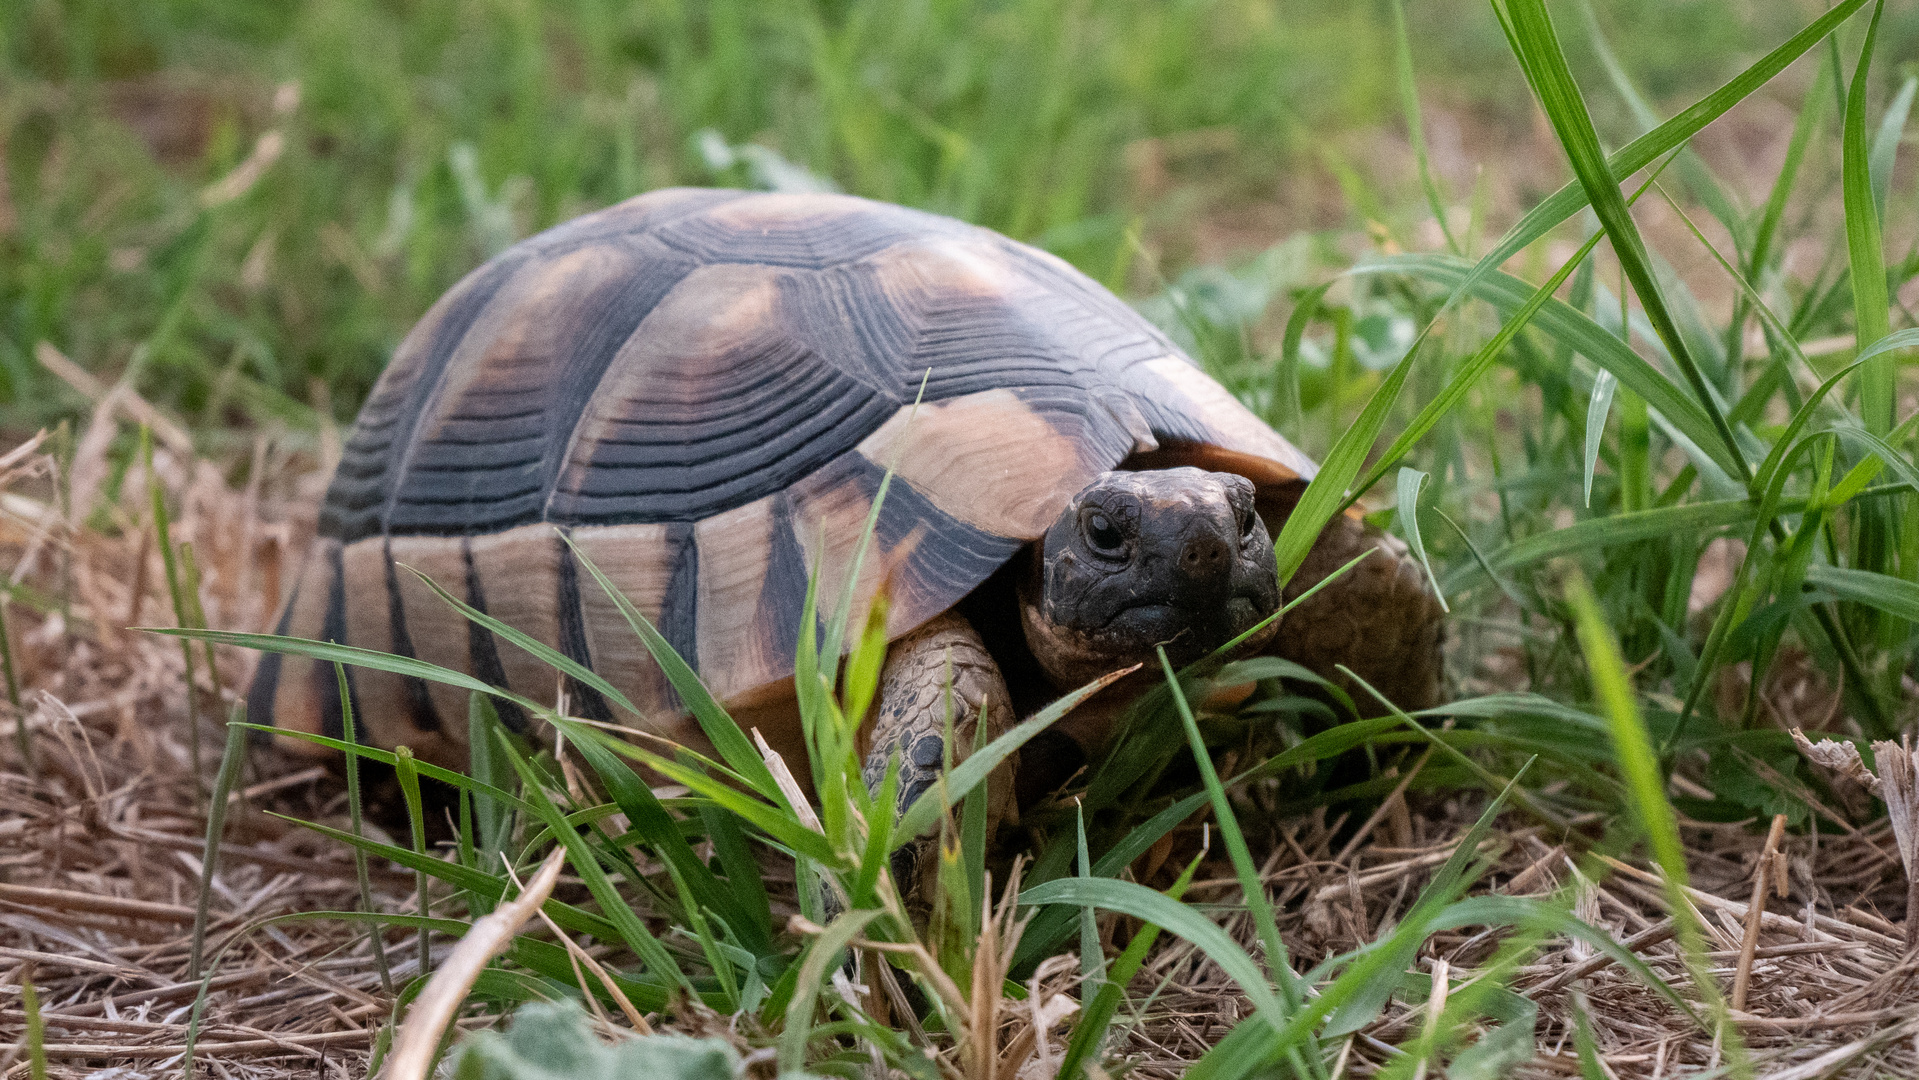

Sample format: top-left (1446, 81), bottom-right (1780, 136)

top-left (861, 611), bottom-right (1017, 905)
top-left (1273, 512), bottom-right (1445, 715)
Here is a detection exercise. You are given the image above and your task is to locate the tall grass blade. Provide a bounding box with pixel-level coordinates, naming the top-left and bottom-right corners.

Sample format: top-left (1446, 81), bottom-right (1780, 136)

top-left (337, 664), bottom-right (393, 992)
top-left (1502, 0), bottom-right (1750, 485)
top-left (1395, 468), bottom-right (1448, 611)
top-left (1583, 370), bottom-right (1617, 507)
top-left (1565, 570), bottom-right (1745, 1065)
top-left (189, 711), bottom-right (247, 980)
top-left (398, 563), bottom-right (645, 720)
top-left (1393, 0), bottom-right (1456, 253)
top-left (1465, 0), bottom-right (1869, 304)
top-left (1157, 647), bottom-right (1317, 1078)
top-left (144, 426), bottom-right (205, 807)
top-left (1365, 249), bottom-right (1737, 487)
top-left (555, 535), bottom-right (786, 805)
top-left (1020, 876), bottom-right (1286, 1030)
top-left (1842, 0), bottom-right (1892, 434)
top-left (393, 746), bottom-right (432, 975)
top-left (491, 732), bottom-right (696, 999)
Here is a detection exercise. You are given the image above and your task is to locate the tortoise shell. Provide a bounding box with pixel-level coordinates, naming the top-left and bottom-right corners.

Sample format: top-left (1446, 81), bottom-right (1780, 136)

top-left (251, 189), bottom-right (1320, 767)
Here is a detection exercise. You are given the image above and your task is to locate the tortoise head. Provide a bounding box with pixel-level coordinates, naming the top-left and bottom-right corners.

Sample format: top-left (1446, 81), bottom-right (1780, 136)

top-left (1019, 467), bottom-right (1282, 687)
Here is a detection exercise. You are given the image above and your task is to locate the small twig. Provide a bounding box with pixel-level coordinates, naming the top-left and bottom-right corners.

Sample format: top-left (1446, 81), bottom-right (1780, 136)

top-left (381, 847), bottom-right (566, 1080)
top-left (1732, 814), bottom-right (1788, 1013)
top-left (503, 859), bottom-right (652, 1034)
top-left (1334, 746), bottom-right (1434, 865)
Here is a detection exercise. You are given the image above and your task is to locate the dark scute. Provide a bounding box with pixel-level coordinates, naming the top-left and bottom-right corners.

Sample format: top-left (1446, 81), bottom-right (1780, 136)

top-left (321, 254), bottom-right (526, 541)
top-left (246, 577), bottom-right (294, 744)
top-left (546, 341), bottom-right (898, 524)
top-left (382, 538), bottom-right (445, 733)
top-left (656, 522), bottom-right (700, 709)
top-left (319, 541), bottom-right (353, 743)
top-left (381, 241), bottom-right (700, 538)
top-left (774, 263), bottom-right (916, 393)
top-left (753, 493), bottom-right (813, 677)
top-left (554, 531), bottom-right (615, 722)
top-left (461, 538), bottom-right (531, 734)
top-left (795, 452), bottom-right (1025, 602)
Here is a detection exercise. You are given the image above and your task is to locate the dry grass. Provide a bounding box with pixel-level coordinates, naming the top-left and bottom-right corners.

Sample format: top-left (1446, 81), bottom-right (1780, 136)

top-left (2, 407), bottom-right (1917, 1079)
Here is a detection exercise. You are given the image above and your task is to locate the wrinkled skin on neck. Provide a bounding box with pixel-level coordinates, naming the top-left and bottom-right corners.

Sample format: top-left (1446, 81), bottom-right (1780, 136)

top-left (1017, 467), bottom-right (1282, 689)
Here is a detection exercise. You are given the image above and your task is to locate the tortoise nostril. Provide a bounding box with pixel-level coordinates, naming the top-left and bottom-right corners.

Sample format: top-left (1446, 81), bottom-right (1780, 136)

top-left (1180, 532), bottom-right (1230, 576)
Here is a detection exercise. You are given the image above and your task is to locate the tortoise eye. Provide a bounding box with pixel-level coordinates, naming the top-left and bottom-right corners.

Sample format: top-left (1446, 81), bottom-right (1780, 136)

top-left (1081, 509), bottom-right (1128, 557)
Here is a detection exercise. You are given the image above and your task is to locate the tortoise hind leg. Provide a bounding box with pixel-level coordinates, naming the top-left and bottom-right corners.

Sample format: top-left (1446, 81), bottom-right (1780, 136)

top-left (1271, 513), bottom-right (1445, 715)
top-left (862, 611), bottom-right (1017, 903)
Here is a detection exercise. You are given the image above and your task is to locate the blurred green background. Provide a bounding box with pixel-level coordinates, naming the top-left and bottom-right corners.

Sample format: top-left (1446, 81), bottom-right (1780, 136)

top-left (0, 0), bottom-right (1908, 452)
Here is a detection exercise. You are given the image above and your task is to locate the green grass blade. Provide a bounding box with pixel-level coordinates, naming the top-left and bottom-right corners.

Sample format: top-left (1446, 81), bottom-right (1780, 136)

top-left (391, 746), bottom-right (432, 974)
top-left (1365, 251), bottom-right (1736, 485)
top-left (398, 562), bottom-right (644, 719)
top-left (609, 739), bottom-right (841, 865)
top-left (892, 664), bottom-right (1134, 847)
top-left (1157, 648), bottom-right (1315, 1075)
top-left (1843, 0), bottom-right (1893, 434)
top-left (188, 717), bottom-right (247, 980)
top-left (1578, 0), bottom-right (1744, 246)
top-left (1395, 468), bottom-right (1447, 611)
top-left (545, 712), bottom-right (759, 950)
top-left (1019, 876), bottom-right (1287, 1030)
top-left (1583, 369), bottom-right (1617, 507)
top-left (1463, 0), bottom-right (1869, 307)
top-left (1272, 322), bottom-right (1424, 586)
top-left (558, 532), bottom-right (786, 805)
top-left (1440, 498), bottom-right (1787, 591)
top-left (147, 627), bottom-right (541, 713)
top-left (493, 731), bottom-right (696, 998)
top-left (467, 694), bottom-right (515, 883)
top-left (1565, 570), bottom-right (1743, 1059)
top-left (233, 721), bottom-right (528, 810)
top-left (1806, 564), bottom-right (1919, 622)
top-left (273, 811), bottom-right (623, 939)
top-left (1503, 0), bottom-right (1750, 485)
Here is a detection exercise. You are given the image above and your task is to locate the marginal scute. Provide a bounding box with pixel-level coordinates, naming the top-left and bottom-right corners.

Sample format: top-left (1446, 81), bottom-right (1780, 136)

top-left (387, 534), bottom-right (486, 744)
top-left (1137, 356), bottom-right (1319, 478)
top-left (855, 390), bottom-right (1106, 539)
top-left (463, 524), bottom-right (567, 710)
top-left (565, 520), bottom-right (698, 741)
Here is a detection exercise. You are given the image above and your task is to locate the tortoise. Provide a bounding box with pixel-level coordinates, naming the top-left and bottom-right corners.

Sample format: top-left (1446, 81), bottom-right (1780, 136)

top-left (249, 188), bottom-right (1443, 871)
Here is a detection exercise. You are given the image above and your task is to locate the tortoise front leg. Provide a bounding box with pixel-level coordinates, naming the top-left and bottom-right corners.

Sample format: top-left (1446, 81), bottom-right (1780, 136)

top-left (861, 611), bottom-right (1017, 902)
top-left (1271, 512), bottom-right (1446, 715)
